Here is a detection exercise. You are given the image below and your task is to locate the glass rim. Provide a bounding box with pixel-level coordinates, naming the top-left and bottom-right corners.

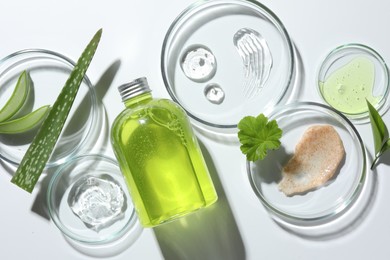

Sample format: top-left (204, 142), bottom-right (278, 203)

top-left (247, 101), bottom-right (367, 225)
top-left (161, 0), bottom-right (295, 129)
top-left (316, 43), bottom-right (390, 124)
top-left (46, 153), bottom-right (138, 245)
top-left (0, 48), bottom-right (99, 167)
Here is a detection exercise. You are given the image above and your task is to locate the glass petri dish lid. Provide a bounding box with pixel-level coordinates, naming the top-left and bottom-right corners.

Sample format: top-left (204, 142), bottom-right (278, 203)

top-left (0, 49), bottom-right (100, 167)
top-left (47, 154), bottom-right (141, 256)
top-left (247, 102), bottom-right (367, 226)
top-left (162, 0), bottom-right (294, 130)
top-left (317, 43), bottom-right (390, 123)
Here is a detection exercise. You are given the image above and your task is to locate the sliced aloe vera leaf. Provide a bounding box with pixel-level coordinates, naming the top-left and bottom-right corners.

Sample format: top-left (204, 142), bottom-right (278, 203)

top-left (0, 70), bottom-right (30, 122)
top-left (11, 29), bottom-right (102, 193)
top-left (0, 105), bottom-right (50, 134)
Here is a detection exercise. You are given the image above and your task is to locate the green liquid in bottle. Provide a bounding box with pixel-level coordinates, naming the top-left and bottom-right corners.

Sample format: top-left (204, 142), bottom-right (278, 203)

top-left (111, 78), bottom-right (217, 227)
top-left (320, 57), bottom-right (381, 114)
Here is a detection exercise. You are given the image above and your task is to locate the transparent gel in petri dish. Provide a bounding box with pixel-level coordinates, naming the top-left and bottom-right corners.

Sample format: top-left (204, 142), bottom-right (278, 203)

top-left (162, 0), bottom-right (294, 131)
top-left (47, 154), bottom-right (142, 257)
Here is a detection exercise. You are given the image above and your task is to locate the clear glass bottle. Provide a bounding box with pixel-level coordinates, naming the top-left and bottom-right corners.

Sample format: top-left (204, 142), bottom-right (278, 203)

top-left (111, 77), bottom-right (218, 227)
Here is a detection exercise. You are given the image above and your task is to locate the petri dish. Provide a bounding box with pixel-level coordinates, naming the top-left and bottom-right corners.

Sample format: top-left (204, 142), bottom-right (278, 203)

top-left (247, 102), bottom-right (367, 227)
top-left (161, 0), bottom-right (294, 130)
top-left (47, 154), bottom-right (141, 257)
top-left (0, 49), bottom-right (100, 167)
top-left (317, 43), bottom-right (390, 123)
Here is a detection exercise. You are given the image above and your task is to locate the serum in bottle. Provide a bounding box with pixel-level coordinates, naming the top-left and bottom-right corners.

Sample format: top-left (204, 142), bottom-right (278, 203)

top-left (111, 77), bottom-right (217, 227)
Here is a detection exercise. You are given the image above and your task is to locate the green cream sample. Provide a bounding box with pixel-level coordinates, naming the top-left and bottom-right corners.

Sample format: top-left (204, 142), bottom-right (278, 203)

top-left (320, 57), bottom-right (380, 114)
top-left (111, 77), bottom-right (218, 227)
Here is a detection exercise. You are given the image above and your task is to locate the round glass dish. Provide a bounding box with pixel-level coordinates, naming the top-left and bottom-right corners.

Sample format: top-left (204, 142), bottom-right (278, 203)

top-left (47, 154), bottom-right (141, 256)
top-left (247, 102), bottom-right (367, 226)
top-left (0, 49), bottom-right (100, 167)
top-left (317, 43), bottom-right (389, 123)
top-left (161, 0), bottom-right (294, 130)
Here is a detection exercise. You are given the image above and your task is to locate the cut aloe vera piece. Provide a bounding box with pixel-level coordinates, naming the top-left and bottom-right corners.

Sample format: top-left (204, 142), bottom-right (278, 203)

top-left (0, 105), bottom-right (50, 134)
top-left (11, 29), bottom-right (102, 193)
top-left (0, 70), bottom-right (30, 122)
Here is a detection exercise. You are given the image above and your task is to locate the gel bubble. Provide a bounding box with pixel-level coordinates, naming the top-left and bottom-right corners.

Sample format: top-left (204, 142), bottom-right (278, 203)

top-left (204, 83), bottom-right (225, 105)
top-left (181, 45), bottom-right (217, 82)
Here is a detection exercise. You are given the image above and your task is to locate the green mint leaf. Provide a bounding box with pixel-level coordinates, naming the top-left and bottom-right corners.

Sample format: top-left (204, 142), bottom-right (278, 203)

top-left (11, 29), bottom-right (102, 193)
top-left (238, 114), bottom-right (282, 162)
top-left (367, 99), bottom-right (390, 169)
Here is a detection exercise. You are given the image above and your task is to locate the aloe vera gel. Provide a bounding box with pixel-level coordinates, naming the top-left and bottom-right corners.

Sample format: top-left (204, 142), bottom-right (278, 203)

top-left (320, 57), bottom-right (380, 114)
top-left (111, 77), bottom-right (218, 227)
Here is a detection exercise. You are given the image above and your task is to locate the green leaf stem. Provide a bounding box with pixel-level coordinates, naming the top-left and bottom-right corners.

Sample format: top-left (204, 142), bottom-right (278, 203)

top-left (367, 99), bottom-right (390, 169)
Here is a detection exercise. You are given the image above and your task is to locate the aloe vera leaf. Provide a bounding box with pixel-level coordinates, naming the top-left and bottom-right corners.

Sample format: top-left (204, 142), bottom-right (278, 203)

top-left (11, 29), bottom-right (102, 193)
top-left (0, 70), bottom-right (30, 122)
top-left (0, 105), bottom-right (50, 134)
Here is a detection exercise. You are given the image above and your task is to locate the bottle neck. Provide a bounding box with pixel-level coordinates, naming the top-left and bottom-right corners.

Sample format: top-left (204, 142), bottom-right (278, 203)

top-left (124, 92), bottom-right (152, 108)
top-left (118, 77), bottom-right (152, 108)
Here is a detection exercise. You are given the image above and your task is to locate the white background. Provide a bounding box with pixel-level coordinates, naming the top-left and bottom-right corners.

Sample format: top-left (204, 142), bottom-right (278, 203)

top-left (1, 0), bottom-right (390, 259)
